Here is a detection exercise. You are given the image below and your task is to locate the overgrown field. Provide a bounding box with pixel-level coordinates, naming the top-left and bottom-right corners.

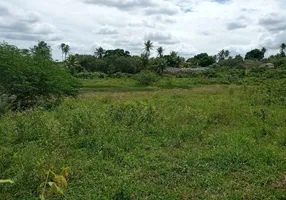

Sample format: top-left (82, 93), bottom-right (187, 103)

top-left (1, 78), bottom-right (286, 199)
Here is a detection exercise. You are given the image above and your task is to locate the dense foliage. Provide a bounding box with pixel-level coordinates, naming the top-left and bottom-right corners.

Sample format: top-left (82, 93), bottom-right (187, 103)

top-left (245, 48), bottom-right (266, 60)
top-left (187, 53), bottom-right (216, 67)
top-left (0, 42), bottom-right (80, 109)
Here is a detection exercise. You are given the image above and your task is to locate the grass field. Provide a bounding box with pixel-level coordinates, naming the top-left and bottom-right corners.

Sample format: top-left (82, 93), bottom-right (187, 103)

top-left (1, 77), bottom-right (286, 199)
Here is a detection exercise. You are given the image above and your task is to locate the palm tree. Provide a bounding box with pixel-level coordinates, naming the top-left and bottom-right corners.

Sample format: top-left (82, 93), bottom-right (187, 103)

top-left (261, 47), bottom-right (267, 54)
top-left (63, 45), bottom-right (70, 60)
top-left (59, 43), bottom-right (66, 61)
top-left (281, 43), bottom-right (286, 51)
top-left (157, 46), bottom-right (164, 57)
top-left (66, 55), bottom-right (82, 74)
top-left (144, 40), bottom-right (153, 54)
top-left (280, 43), bottom-right (286, 57)
top-left (217, 49), bottom-right (225, 61)
top-left (95, 47), bottom-right (105, 59)
top-left (224, 50), bottom-right (230, 59)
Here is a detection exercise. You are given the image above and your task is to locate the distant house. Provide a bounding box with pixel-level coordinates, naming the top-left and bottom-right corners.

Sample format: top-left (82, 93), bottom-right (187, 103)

top-left (259, 63), bottom-right (275, 69)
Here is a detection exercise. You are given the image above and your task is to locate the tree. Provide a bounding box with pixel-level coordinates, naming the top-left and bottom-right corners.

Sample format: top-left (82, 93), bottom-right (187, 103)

top-left (280, 43), bottom-right (286, 57)
top-left (30, 41), bottom-right (52, 60)
top-left (66, 55), bottom-right (82, 74)
top-left (0, 42), bottom-right (80, 109)
top-left (59, 43), bottom-right (66, 61)
top-left (149, 57), bottom-right (168, 73)
top-left (104, 49), bottom-right (131, 58)
top-left (245, 48), bottom-right (265, 60)
top-left (95, 47), bottom-right (105, 59)
top-left (225, 50), bottom-right (230, 58)
top-left (164, 51), bottom-right (183, 68)
top-left (113, 57), bottom-right (136, 74)
top-left (144, 40), bottom-right (154, 54)
top-left (261, 47), bottom-right (267, 54)
top-left (141, 53), bottom-right (149, 69)
top-left (157, 46), bottom-right (164, 57)
top-left (217, 50), bottom-right (225, 61)
top-left (141, 40), bottom-right (154, 68)
top-left (217, 49), bottom-right (230, 61)
top-left (63, 45), bottom-right (70, 60)
top-left (188, 53), bottom-right (216, 67)
top-left (235, 54), bottom-right (244, 62)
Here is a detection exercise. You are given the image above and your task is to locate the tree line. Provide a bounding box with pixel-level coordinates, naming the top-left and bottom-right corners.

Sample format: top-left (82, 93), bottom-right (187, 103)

top-left (58, 41), bottom-right (286, 75)
top-left (1, 40), bottom-right (286, 111)
top-left (12, 40), bottom-right (286, 75)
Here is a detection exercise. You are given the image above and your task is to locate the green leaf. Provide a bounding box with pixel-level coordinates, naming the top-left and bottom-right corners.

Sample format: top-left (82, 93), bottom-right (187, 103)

top-left (0, 179), bottom-right (14, 184)
top-left (39, 194), bottom-right (45, 200)
top-left (49, 182), bottom-right (64, 195)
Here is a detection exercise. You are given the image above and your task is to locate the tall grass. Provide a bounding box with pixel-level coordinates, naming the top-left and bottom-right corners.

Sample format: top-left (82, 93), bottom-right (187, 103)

top-left (1, 83), bottom-right (286, 199)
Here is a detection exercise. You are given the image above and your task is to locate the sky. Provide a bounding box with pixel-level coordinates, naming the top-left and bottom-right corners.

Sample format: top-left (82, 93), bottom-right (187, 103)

top-left (0, 0), bottom-right (285, 60)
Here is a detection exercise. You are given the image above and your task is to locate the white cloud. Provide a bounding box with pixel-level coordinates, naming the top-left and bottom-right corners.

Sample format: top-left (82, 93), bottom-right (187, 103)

top-left (0, 0), bottom-right (285, 60)
top-left (95, 25), bottom-right (119, 35)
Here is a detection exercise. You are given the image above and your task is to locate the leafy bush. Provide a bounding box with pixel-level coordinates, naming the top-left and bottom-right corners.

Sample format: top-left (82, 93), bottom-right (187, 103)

top-left (0, 42), bottom-right (80, 109)
top-left (261, 80), bottom-right (286, 105)
top-left (136, 71), bottom-right (159, 85)
top-left (0, 93), bottom-right (16, 116)
top-left (74, 72), bottom-right (106, 79)
top-left (109, 72), bottom-right (131, 78)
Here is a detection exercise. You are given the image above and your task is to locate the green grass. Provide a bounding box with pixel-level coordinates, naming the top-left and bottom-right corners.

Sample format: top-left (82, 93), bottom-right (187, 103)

top-left (1, 79), bottom-right (286, 199)
top-left (80, 77), bottom-right (221, 93)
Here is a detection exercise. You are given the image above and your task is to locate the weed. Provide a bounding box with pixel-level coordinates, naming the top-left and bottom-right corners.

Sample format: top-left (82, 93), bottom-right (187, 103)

top-left (39, 167), bottom-right (71, 200)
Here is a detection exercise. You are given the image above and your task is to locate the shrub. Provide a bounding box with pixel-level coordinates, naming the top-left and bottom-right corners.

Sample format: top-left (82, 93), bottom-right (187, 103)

top-left (0, 42), bottom-right (80, 109)
top-left (136, 71), bottom-right (159, 85)
top-left (109, 72), bottom-right (129, 78)
top-left (74, 72), bottom-right (106, 79)
top-left (261, 80), bottom-right (286, 106)
top-left (0, 93), bottom-right (16, 116)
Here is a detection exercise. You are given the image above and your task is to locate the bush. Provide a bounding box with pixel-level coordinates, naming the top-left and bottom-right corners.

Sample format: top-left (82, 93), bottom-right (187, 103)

top-left (74, 72), bottom-right (106, 79)
top-left (0, 42), bottom-right (80, 109)
top-left (261, 80), bottom-right (286, 106)
top-left (0, 93), bottom-right (16, 116)
top-left (136, 71), bottom-right (159, 85)
top-left (109, 72), bottom-right (130, 78)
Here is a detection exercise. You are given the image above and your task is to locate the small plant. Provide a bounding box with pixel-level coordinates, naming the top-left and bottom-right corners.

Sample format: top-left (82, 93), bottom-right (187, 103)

top-left (39, 167), bottom-right (71, 200)
top-left (136, 71), bottom-right (158, 85)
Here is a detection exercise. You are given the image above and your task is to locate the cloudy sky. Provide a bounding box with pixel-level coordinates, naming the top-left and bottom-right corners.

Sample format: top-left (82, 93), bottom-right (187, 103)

top-left (0, 0), bottom-right (285, 60)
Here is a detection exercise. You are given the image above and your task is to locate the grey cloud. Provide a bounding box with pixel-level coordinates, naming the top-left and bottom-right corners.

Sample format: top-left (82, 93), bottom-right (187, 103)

top-left (82, 0), bottom-right (155, 10)
top-left (1, 33), bottom-right (62, 41)
top-left (199, 31), bottom-right (212, 36)
top-left (96, 26), bottom-right (119, 35)
top-left (0, 4), bottom-right (10, 16)
top-left (0, 20), bottom-right (57, 35)
top-left (0, 8), bottom-right (60, 42)
top-left (241, 8), bottom-right (257, 13)
top-left (144, 5), bottom-right (180, 16)
top-left (145, 32), bottom-right (179, 45)
top-left (128, 17), bottom-right (173, 29)
top-left (21, 11), bottom-right (42, 23)
top-left (153, 15), bottom-right (176, 23)
top-left (259, 13), bottom-right (286, 32)
top-left (227, 22), bottom-right (247, 30)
